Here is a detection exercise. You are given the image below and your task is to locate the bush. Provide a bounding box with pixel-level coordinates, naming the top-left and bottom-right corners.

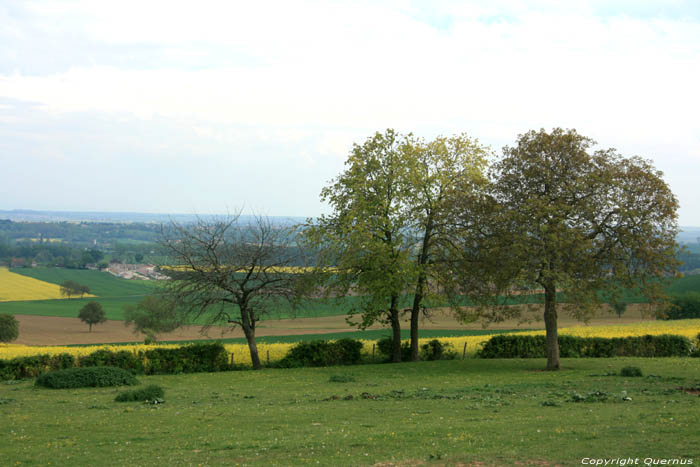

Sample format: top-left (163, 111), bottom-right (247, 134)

top-left (376, 336), bottom-right (411, 362)
top-left (78, 349), bottom-right (143, 373)
top-left (140, 342), bottom-right (230, 374)
top-left (478, 334), bottom-right (692, 358)
top-left (279, 339), bottom-right (364, 367)
top-left (0, 353), bottom-right (75, 381)
top-left (620, 366), bottom-right (643, 377)
top-left (663, 293), bottom-right (700, 320)
top-left (420, 339), bottom-right (457, 361)
top-left (115, 384), bottom-right (165, 402)
top-left (0, 314), bottom-right (19, 343)
top-left (35, 366), bottom-right (138, 389)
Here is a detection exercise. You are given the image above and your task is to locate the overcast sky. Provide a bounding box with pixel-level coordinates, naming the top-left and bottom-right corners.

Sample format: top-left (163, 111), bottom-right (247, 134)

top-left (1, 1), bottom-right (699, 224)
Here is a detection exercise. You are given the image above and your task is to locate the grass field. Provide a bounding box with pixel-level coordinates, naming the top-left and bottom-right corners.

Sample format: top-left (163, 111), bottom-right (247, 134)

top-left (1, 357), bottom-right (698, 465)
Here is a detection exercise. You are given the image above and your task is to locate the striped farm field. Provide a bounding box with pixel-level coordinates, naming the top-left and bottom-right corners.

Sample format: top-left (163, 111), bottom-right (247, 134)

top-left (0, 267), bottom-right (94, 302)
top-left (3, 318), bottom-right (698, 365)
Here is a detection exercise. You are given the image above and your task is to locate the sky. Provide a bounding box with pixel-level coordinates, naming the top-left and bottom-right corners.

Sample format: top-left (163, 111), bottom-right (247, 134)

top-left (1, 0), bottom-right (699, 224)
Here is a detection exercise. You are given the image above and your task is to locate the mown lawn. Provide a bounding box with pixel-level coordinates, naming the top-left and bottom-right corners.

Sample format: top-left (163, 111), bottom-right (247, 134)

top-left (1, 358), bottom-right (698, 466)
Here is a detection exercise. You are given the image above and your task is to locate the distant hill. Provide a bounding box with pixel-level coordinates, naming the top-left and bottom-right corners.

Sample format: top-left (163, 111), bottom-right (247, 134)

top-left (0, 209), bottom-right (306, 225)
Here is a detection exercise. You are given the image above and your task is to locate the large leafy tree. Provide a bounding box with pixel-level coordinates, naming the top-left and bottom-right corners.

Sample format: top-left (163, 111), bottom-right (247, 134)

top-left (450, 128), bottom-right (679, 370)
top-left (161, 214), bottom-right (304, 370)
top-left (123, 295), bottom-right (183, 342)
top-left (306, 130), bottom-right (489, 362)
top-left (403, 134), bottom-right (489, 360)
top-left (78, 301), bottom-right (106, 332)
top-left (306, 129), bottom-right (414, 362)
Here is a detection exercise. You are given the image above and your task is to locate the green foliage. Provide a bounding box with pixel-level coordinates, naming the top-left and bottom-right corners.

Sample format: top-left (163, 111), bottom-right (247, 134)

top-left (35, 366), bottom-right (138, 389)
top-left (611, 302), bottom-right (627, 318)
top-left (620, 366), bottom-right (643, 377)
top-left (478, 334), bottom-right (692, 358)
top-left (0, 353), bottom-right (75, 380)
top-left (123, 295), bottom-right (182, 341)
top-left (60, 280), bottom-right (90, 299)
top-left (0, 314), bottom-right (19, 343)
top-left (78, 301), bottom-right (106, 331)
top-left (139, 343), bottom-right (230, 374)
top-left (419, 339), bottom-right (457, 361)
top-left (0, 343), bottom-right (230, 381)
top-left (78, 349), bottom-right (143, 372)
top-left (376, 336), bottom-right (411, 362)
top-left (663, 293), bottom-right (700, 320)
top-left (279, 339), bottom-right (364, 367)
top-left (452, 128), bottom-right (680, 370)
top-left (115, 384), bottom-right (164, 402)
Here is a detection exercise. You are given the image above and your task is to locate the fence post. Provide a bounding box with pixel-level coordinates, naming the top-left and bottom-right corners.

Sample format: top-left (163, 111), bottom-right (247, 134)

top-left (266, 350), bottom-right (270, 366)
top-left (230, 353), bottom-right (234, 366)
top-left (372, 343), bottom-right (375, 361)
top-left (462, 343), bottom-right (467, 360)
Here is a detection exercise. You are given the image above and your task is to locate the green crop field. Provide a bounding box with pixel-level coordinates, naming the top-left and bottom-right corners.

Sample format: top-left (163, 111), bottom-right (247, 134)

top-left (12, 267), bottom-right (157, 297)
top-left (4, 267), bottom-right (699, 324)
top-left (0, 296), bottom-right (148, 321)
top-left (1, 358), bottom-right (698, 465)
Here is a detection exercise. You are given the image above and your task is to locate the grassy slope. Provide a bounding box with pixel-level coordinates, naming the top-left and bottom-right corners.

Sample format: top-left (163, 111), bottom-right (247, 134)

top-left (1, 358), bottom-right (698, 465)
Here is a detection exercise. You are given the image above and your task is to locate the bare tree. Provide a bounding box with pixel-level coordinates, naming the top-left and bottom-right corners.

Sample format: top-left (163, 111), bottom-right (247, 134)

top-left (160, 213), bottom-right (305, 370)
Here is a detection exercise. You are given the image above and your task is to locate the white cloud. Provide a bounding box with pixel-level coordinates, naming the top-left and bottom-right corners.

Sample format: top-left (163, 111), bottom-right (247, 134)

top-left (1, 1), bottom-right (699, 220)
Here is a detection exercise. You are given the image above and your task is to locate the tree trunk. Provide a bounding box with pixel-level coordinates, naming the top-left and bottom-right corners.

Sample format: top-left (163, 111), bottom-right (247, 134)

top-left (389, 294), bottom-right (402, 363)
top-left (409, 277), bottom-right (424, 361)
top-left (543, 283), bottom-right (560, 370)
top-left (89, 323), bottom-right (92, 332)
top-left (410, 219), bottom-right (433, 361)
top-left (240, 307), bottom-right (262, 370)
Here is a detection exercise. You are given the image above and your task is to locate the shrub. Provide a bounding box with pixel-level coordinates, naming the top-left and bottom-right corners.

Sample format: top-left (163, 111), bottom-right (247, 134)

top-left (620, 366), bottom-right (643, 377)
top-left (35, 366), bottom-right (138, 389)
top-left (79, 349), bottom-right (143, 372)
top-left (0, 353), bottom-right (75, 381)
top-left (115, 384), bottom-right (165, 402)
top-left (664, 293), bottom-right (700, 320)
top-left (140, 342), bottom-right (230, 374)
top-left (420, 339), bottom-right (458, 361)
top-left (478, 334), bottom-right (692, 358)
top-left (279, 339), bottom-right (364, 367)
top-left (0, 314), bottom-right (19, 343)
top-left (376, 336), bottom-right (411, 362)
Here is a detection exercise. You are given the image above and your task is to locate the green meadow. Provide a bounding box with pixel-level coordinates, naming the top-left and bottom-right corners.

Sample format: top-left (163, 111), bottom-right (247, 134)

top-left (1, 358), bottom-right (698, 465)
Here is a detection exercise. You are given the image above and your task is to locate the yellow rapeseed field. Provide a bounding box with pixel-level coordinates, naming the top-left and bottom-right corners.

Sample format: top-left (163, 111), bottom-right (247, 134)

top-left (0, 267), bottom-right (95, 302)
top-left (2, 319), bottom-right (698, 364)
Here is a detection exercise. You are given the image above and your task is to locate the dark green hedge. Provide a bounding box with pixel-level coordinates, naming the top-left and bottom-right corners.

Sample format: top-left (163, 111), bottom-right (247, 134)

top-left (478, 334), bottom-right (692, 358)
top-left (278, 338), bottom-right (363, 367)
top-left (35, 366), bottom-right (138, 389)
top-left (0, 353), bottom-right (75, 380)
top-left (0, 343), bottom-right (231, 381)
top-left (663, 293), bottom-right (700, 320)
